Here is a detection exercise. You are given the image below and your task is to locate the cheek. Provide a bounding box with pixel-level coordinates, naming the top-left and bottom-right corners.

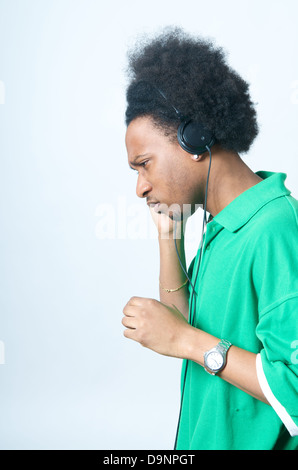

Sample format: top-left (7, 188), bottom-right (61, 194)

top-left (166, 165), bottom-right (189, 193)
top-left (164, 174), bottom-right (193, 207)
top-left (153, 155), bottom-right (193, 201)
top-left (157, 160), bottom-right (180, 185)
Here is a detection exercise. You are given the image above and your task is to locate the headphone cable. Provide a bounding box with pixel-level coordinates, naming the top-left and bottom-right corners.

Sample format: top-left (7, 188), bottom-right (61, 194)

top-left (173, 146), bottom-right (212, 449)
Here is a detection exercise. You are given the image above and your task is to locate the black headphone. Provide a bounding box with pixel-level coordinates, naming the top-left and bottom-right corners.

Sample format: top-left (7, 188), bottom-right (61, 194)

top-left (155, 87), bottom-right (215, 155)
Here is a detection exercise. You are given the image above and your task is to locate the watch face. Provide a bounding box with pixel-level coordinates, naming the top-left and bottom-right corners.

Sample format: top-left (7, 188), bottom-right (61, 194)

top-left (206, 351), bottom-right (224, 371)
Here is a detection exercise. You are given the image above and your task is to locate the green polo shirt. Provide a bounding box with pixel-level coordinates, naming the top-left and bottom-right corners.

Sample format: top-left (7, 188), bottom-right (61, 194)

top-left (176, 171), bottom-right (298, 450)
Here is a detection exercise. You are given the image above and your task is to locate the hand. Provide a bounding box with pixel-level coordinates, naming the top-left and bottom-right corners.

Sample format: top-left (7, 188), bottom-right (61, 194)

top-left (122, 296), bottom-right (192, 358)
top-left (149, 204), bottom-right (187, 239)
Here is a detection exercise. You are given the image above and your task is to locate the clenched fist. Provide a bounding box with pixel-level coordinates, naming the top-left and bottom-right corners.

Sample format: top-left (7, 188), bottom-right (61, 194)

top-left (122, 296), bottom-right (193, 359)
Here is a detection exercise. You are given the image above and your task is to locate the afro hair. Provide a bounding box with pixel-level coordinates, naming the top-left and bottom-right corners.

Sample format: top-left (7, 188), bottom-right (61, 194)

top-left (125, 26), bottom-right (259, 154)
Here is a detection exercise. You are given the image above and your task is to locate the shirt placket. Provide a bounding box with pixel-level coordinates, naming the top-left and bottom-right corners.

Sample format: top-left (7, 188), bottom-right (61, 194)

top-left (189, 221), bottom-right (222, 325)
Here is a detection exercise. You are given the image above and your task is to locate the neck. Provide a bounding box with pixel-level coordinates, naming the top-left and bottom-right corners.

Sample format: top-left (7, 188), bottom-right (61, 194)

top-left (205, 149), bottom-right (263, 217)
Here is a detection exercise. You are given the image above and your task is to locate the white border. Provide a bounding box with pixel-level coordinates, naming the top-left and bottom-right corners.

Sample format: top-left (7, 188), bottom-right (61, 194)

top-left (256, 354), bottom-right (298, 437)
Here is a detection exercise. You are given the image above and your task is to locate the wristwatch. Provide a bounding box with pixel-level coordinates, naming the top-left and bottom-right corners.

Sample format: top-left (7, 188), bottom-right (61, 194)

top-left (204, 339), bottom-right (232, 375)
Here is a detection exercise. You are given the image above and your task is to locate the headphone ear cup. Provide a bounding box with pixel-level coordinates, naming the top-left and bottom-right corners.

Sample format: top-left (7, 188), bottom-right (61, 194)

top-left (177, 120), bottom-right (215, 154)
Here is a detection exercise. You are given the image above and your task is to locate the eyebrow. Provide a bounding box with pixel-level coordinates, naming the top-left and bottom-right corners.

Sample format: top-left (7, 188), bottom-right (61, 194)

top-left (128, 153), bottom-right (149, 169)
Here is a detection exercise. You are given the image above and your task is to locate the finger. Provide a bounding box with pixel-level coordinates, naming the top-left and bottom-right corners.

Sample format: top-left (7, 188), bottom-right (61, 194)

top-left (123, 304), bottom-right (139, 317)
top-left (123, 328), bottom-right (137, 341)
top-left (122, 316), bottom-right (137, 329)
top-left (123, 296), bottom-right (146, 314)
top-left (129, 296), bottom-right (147, 306)
top-left (122, 298), bottom-right (137, 312)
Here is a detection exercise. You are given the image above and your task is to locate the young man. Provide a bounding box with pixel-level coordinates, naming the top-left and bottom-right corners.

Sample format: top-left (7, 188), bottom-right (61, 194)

top-left (121, 27), bottom-right (298, 450)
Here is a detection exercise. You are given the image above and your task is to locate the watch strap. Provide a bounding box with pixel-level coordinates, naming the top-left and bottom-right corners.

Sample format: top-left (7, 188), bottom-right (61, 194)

top-left (217, 339), bottom-right (232, 353)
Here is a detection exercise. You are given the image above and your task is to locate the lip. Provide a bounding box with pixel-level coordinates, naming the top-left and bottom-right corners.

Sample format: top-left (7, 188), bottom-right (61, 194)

top-left (147, 201), bottom-right (161, 213)
top-left (147, 201), bottom-right (159, 207)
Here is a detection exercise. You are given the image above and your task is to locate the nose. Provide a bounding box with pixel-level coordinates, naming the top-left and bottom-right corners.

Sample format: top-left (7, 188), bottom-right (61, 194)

top-left (136, 173), bottom-right (152, 198)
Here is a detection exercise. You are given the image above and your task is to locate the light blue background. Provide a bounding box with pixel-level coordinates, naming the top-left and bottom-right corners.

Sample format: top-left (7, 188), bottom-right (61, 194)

top-left (0, 0), bottom-right (297, 450)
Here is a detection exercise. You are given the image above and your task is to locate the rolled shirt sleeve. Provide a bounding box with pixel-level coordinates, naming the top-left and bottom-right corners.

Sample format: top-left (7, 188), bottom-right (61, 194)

top-left (256, 294), bottom-right (298, 436)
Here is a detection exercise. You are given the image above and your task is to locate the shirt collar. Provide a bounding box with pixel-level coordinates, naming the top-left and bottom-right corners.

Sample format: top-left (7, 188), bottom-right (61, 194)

top-left (212, 171), bottom-right (291, 233)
